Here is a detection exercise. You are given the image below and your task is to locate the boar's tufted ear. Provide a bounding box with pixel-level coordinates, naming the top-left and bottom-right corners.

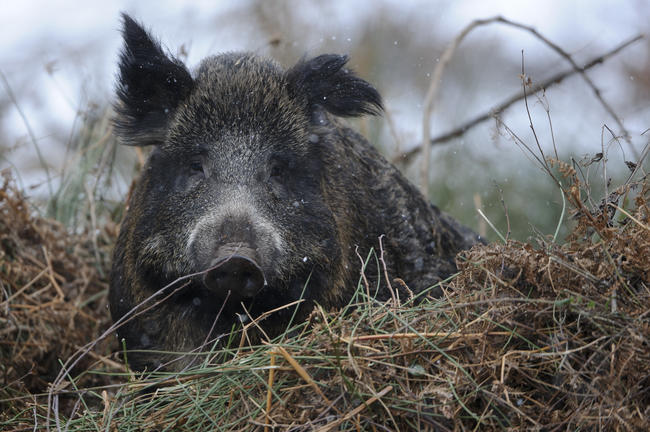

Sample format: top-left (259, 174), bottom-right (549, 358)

top-left (286, 54), bottom-right (383, 119)
top-left (114, 13), bottom-right (194, 146)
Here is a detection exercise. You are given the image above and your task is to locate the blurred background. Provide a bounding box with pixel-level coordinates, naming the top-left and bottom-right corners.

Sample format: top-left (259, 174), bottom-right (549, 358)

top-left (1, 0), bottom-right (648, 242)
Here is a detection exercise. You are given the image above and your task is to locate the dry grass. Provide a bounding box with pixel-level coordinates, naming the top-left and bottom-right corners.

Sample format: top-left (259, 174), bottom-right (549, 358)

top-left (0, 154), bottom-right (648, 430)
top-left (0, 169), bottom-right (118, 422)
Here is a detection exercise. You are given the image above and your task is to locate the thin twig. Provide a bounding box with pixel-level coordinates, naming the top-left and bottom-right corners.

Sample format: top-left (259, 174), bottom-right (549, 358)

top-left (625, 141), bottom-right (650, 186)
top-left (265, 351), bottom-right (276, 432)
top-left (314, 386), bottom-right (393, 432)
top-left (521, 51), bottom-right (547, 169)
top-left (42, 246), bottom-right (64, 300)
top-left (355, 246), bottom-right (371, 301)
top-left (497, 119), bottom-right (562, 187)
top-left (496, 17), bottom-right (638, 158)
top-left (400, 33), bottom-right (643, 166)
top-left (377, 235), bottom-right (398, 307)
top-left (611, 203), bottom-right (650, 231)
top-left (0, 71), bottom-right (54, 197)
top-left (273, 346), bottom-right (335, 409)
top-left (421, 16), bottom-right (502, 196)
top-left (494, 181), bottom-right (511, 242)
top-left (350, 331), bottom-right (510, 343)
top-left (539, 91), bottom-right (559, 160)
top-left (477, 208), bottom-right (507, 243)
top-left (383, 106), bottom-right (404, 158)
top-left (47, 268), bottom-right (205, 424)
top-left (83, 182), bottom-right (102, 273)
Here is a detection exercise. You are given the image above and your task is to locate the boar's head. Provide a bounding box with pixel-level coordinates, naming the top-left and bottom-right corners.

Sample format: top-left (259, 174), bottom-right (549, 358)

top-left (110, 14), bottom-right (384, 369)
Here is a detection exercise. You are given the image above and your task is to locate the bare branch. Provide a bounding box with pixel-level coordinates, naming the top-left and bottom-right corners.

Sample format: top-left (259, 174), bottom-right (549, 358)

top-left (420, 16), bottom-right (504, 197)
top-left (408, 27), bottom-right (642, 168)
top-left (495, 18), bottom-right (638, 158)
top-left (0, 71), bottom-right (54, 197)
top-left (383, 106), bottom-right (404, 158)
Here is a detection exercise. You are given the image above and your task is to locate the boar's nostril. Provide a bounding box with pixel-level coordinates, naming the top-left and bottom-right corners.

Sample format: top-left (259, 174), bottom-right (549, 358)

top-left (202, 255), bottom-right (265, 301)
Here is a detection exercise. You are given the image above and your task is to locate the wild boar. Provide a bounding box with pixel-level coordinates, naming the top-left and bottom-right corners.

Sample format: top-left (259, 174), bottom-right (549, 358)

top-left (109, 14), bottom-right (480, 371)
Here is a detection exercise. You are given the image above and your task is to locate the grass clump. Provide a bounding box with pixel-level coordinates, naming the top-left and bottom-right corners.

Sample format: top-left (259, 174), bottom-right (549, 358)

top-left (0, 170), bottom-right (117, 424)
top-left (1, 156), bottom-right (648, 430)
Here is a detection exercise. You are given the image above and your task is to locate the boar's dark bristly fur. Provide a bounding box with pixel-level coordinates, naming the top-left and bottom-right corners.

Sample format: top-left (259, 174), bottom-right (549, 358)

top-left (110, 14), bottom-right (481, 371)
top-left (115, 14), bottom-right (195, 146)
top-left (287, 54), bottom-right (383, 117)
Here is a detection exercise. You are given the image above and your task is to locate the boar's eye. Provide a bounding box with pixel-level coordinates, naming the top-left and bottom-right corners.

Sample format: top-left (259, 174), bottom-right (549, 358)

top-left (269, 164), bottom-right (282, 179)
top-left (189, 158), bottom-right (205, 176)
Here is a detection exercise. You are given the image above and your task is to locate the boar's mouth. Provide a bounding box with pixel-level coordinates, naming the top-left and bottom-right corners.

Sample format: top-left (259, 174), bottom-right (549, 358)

top-left (201, 252), bottom-right (266, 302)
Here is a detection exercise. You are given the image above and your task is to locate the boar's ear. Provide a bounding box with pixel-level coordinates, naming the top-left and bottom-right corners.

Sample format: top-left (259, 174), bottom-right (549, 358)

top-left (114, 13), bottom-right (194, 146)
top-left (286, 54), bottom-right (383, 119)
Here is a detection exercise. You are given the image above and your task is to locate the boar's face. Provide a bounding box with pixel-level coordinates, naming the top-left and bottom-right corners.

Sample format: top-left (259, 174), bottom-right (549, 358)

top-left (113, 15), bottom-right (381, 311)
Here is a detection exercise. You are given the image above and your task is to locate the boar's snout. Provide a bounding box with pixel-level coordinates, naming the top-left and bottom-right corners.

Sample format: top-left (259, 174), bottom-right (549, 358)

top-left (202, 245), bottom-right (266, 302)
top-left (187, 206), bottom-right (282, 302)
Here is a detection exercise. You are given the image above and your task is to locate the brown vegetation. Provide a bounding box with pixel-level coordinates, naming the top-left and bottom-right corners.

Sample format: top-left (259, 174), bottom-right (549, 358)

top-left (1, 157), bottom-right (648, 429)
top-left (0, 170), bottom-right (116, 418)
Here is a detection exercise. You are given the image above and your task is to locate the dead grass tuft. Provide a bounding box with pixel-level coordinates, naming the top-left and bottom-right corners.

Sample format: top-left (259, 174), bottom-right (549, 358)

top-left (0, 164), bottom-right (648, 430)
top-left (0, 169), bottom-right (117, 420)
